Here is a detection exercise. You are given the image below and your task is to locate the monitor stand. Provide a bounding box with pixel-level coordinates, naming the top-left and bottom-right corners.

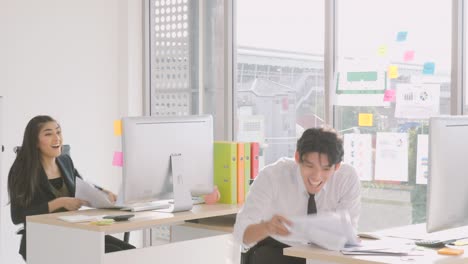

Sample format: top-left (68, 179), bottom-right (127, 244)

top-left (160, 153), bottom-right (193, 212)
top-left (115, 153), bottom-right (193, 212)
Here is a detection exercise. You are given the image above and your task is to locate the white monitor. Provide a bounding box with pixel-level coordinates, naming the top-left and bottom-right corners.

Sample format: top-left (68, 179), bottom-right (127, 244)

top-left (121, 115), bottom-right (213, 205)
top-left (427, 116), bottom-right (468, 233)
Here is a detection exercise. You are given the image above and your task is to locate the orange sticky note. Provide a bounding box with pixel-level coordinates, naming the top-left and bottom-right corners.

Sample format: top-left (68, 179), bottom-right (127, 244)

top-left (437, 247), bottom-right (464, 256)
top-left (358, 113), bottom-right (373, 127)
top-left (114, 120), bottom-right (122, 136)
top-left (388, 65), bottom-right (398, 79)
top-left (112, 151), bottom-right (123, 167)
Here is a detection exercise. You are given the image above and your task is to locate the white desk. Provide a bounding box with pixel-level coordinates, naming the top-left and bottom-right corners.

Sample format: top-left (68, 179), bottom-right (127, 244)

top-left (26, 204), bottom-right (239, 264)
top-left (284, 224), bottom-right (468, 264)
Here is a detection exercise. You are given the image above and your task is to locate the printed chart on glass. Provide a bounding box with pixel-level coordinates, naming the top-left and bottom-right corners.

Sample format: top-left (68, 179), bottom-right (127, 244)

top-left (343, 133), bottom-right (372, 181)
top-left (416, 134), bottom-right (429, 185)
top-left (375, 132), bottom-right (408, 182)
top-left (394, 83), bottom-right (440, 119)
top-left (335, 60), bottom-right (389, 107)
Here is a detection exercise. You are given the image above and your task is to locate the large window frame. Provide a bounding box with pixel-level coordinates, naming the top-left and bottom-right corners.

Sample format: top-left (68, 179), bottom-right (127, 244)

top-left (144, 0), bottom-right (467, 231)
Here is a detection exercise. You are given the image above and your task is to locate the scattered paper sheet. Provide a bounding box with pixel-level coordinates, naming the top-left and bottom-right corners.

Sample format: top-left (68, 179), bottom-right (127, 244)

top-left (341, 239), bottom-right (423, 256)
top-left (58, 214), bottom-right (105, 223)
top-left (277, 211), bottom-right (360, 251)
top-left (75, 177), bottom-right (114, 208)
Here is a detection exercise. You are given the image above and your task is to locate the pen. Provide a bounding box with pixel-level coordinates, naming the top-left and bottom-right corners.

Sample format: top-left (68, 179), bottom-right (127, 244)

top-left (93, 184), bottom-right (104, 191)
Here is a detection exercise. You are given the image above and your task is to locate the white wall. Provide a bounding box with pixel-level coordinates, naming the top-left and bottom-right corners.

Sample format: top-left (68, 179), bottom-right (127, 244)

top-left (0, 0), bottom-right (143, 263)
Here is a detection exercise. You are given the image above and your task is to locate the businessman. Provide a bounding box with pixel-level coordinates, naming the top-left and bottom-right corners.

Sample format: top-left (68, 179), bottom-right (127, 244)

top-left (233, 127), bottom-right (361, 264)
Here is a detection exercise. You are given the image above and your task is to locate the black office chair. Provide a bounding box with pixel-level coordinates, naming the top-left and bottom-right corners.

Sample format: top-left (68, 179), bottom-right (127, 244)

top-left (13, 145), bottom-right (130, 243)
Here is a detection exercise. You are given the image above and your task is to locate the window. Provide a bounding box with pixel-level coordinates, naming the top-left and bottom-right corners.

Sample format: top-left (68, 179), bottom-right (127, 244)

top-left (236, 0), bottom-right (325, 167)
top-left (145, 0), bottom-right (226, 139)
top-left (336, 0), bottom-right (452, 231)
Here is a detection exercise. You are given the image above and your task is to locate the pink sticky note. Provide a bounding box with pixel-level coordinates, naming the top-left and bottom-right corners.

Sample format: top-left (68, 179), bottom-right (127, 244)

top-left (404, 50), bottom-right (415, 62)
top-left (112, 151), bottom-right (123, 167)
top-left (384, 90), bottom-right (396, 102)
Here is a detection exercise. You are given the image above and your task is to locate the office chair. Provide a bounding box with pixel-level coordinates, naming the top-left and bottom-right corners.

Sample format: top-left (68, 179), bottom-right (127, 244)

top-left (12, 145), bottom-right (130, 243)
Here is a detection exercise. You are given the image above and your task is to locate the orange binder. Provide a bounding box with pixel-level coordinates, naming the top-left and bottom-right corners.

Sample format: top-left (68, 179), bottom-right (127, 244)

top-left (237, 143), bottom-right (245, 204)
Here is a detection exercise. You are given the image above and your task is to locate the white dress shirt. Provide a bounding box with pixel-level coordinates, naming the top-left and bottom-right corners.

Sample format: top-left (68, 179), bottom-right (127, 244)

top-left (233, 157), bottom-right (361, 248)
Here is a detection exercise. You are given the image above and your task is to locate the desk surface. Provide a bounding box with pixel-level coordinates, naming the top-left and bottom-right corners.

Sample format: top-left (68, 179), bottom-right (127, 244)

top-left (26, 203), bottom-right (240, 234)
top-left (285, 244), bottom-right (468, 264)
top-left (284, 235), bottom-right (468, 264)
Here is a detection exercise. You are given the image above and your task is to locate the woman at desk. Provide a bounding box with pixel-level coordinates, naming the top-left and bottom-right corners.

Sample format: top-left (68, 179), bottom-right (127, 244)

top-left (8, 115), bottom-right (135, 261)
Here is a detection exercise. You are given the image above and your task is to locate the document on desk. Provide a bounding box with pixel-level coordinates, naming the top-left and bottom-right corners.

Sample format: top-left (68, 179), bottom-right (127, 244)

top-left (340, 241), bottom-right (423, 256)
top-left (75, 178), bottom-right (114, 208)
top-left (276, 211), bottom-right (361, 251)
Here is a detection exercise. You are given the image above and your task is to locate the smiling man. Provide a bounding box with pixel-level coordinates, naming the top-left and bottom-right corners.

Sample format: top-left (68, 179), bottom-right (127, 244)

top-left (233, 127), bottom-right (361, 264)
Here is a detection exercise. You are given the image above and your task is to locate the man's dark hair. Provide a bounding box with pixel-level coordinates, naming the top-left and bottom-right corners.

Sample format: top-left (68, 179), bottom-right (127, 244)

top-left (296, 127), bottom-right (344, 166)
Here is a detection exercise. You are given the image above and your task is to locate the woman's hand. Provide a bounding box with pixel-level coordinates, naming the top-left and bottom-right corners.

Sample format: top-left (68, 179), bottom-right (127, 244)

top-left (49, 197), bottom-right (88, 212)
top-left (61, 197), bottom-right (88, 211)
top-left (104, 190), bottom-right (117, 203)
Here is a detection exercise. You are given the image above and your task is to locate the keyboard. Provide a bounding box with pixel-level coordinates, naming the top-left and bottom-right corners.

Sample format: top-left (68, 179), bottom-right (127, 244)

top-left (167, 197), bottom-right (205, 205)
top-left (120, 202), bottom-right (171, 212)
top-left (415, 239), bottom-right (457, 248)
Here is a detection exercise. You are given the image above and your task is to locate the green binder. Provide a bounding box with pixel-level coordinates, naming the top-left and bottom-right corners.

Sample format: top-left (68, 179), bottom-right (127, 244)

top-left (244, 142), bottom-right (251, 196)
top-left (214, 141), bottom-right (237, 204)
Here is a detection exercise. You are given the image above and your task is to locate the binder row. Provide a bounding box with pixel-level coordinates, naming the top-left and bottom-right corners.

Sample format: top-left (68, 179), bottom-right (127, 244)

top-left (214, 141), bottom-right (260, 204)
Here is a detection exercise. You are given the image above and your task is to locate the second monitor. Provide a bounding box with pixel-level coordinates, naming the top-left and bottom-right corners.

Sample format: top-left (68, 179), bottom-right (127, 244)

top-left (121, 115), bottom-right (214, 205)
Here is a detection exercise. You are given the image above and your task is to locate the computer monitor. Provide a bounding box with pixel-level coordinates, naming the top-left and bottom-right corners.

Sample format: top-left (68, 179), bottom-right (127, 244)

top-left (427, 116), bottom-right (468, 233)
top-left (120, 115), bottom-right (214, 205)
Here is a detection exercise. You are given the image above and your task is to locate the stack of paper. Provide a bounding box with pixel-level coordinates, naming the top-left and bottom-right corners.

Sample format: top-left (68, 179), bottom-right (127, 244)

top-left (277, 211), bottom-right (360, 251)
top-left (58, 214), bottom-right (105, 223)
top-left (341, 245), bottom-right (422, 256)
top-left (75, 178), bottom-right (114, 208)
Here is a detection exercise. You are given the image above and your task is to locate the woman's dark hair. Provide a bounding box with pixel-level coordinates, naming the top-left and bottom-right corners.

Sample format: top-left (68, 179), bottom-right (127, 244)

top-left (296, 127), bottom-right (344, 166)
top-left (8, 115), bottom-right (57, 207)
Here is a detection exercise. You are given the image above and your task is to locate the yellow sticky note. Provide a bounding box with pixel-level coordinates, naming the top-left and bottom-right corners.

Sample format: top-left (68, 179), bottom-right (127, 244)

top-left (388, 65), bottom-right (399, 79)
top-left (453, 239), bottom-right (468, 246)
top-left (359, 113), bottom-right (373, 127)
top-left (377, 45), bottom-right (387, 56)
top-left (114, 120), bottom-right (122, 136)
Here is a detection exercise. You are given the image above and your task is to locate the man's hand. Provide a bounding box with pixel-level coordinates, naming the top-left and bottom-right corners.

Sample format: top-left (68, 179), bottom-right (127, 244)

top-left (264, 214), bottom-right (292, 236)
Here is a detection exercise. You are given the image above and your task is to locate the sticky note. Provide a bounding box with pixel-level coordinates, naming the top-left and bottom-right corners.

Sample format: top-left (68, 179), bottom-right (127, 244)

top-left (388, 65), bottom-right (399, 79)
top-left (396, 31), bottom-right (407, 42)
top-left (384, 90), bottom-right (396, 102)
top-left (114, 120), bottom-right (122, 136)
top-left (112, 151), bottom-right (123, 167)
top-left (437, 247), bottom-right (464, 256)
top-left (404, 50), bottom-right (415, 62)
top-left (358, 113), bottom-right (373, 127)
top-left (377, 45), bottom-right (387, 56)
top-left (423, 62), bottom-right (435, 75)
top-left (453, 240), bottom-right (468, 246)
top-left (91, 219), bottom-right (115, 226)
